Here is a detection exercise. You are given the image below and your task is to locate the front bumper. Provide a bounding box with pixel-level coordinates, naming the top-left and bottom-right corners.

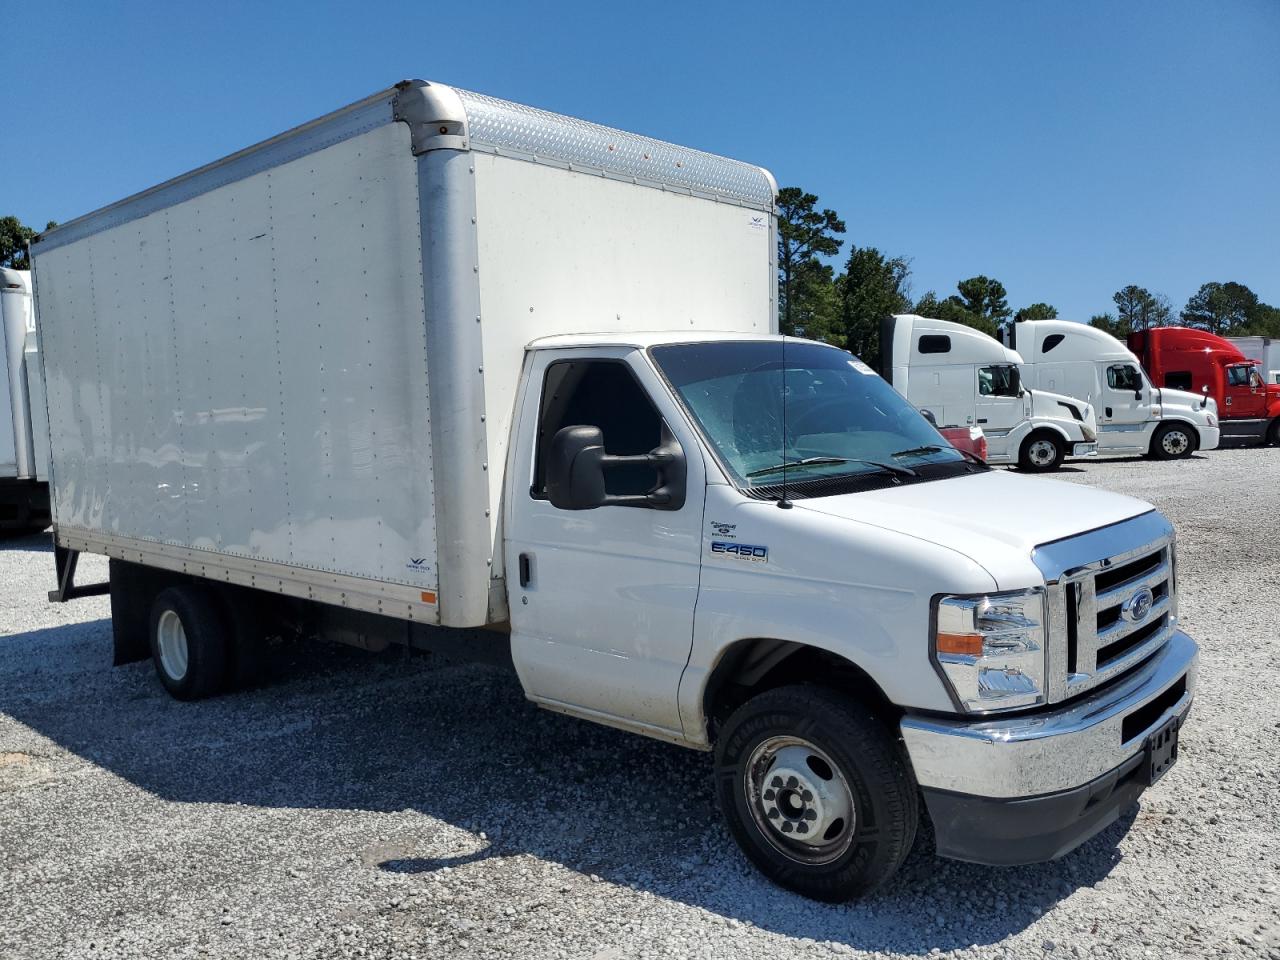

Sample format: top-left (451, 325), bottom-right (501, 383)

top-left (1199, 423), bottom-right (1221, 451)
top-left (901, 630), bottom-right (1197, 864)
top-left (1071, 441), bottom-right (1098, 457)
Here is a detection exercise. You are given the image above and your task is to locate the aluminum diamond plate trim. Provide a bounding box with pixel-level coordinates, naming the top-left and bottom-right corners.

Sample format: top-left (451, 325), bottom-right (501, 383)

top-left (453, 87), bottom-right (775, 210)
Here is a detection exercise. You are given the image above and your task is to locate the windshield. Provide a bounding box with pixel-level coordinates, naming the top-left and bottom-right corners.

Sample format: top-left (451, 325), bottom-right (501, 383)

top-left (650, 340), bottom-right (964, 490)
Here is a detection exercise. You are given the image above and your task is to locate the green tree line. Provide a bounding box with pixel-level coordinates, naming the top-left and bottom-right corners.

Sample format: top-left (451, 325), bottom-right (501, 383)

top-left (777, 187), bottom-right (1280, 368)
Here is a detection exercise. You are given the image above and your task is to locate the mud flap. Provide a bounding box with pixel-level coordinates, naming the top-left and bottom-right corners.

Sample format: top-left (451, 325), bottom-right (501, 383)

top-left (109, 559), bottom-right (153, 665)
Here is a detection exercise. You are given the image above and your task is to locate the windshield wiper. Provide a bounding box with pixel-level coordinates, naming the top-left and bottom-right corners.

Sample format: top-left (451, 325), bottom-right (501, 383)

top-left (893, 444), bottom-right (989, 468)
top-left (747, 456), bottom-right (916, 480)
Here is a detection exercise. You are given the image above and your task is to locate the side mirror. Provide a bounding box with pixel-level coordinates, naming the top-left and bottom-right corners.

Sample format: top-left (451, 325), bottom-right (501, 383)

top-left (1134, 390), bottom-right (1142, 401)
top-left (920, 409), bottom-right (938, 426)
top-left (1201, 385), bottom-right (1210, 393)
top-left (546, 425), bottom-right (608, 510)
top-left (546, 424), bottom-right (686, 512)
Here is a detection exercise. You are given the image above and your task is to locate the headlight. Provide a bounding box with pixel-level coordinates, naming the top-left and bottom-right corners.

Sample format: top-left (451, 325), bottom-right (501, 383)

top-left (932, 588), bottom-right (1047, 713)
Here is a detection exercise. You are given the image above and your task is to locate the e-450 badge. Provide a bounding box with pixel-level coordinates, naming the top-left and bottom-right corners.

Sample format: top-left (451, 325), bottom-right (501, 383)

top-left (711, 541), bottom-right (768, 563)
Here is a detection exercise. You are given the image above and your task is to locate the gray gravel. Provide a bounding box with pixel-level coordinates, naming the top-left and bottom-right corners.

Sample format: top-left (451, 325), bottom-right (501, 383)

top-left (1, 447), bottom-right (1278, 959)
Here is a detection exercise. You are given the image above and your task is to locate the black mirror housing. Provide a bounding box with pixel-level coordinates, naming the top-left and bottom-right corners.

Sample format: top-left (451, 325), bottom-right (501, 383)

top-left (545, 423), bottom-right (687, 512)
top-left (547, 425), bottom-right (608, 510)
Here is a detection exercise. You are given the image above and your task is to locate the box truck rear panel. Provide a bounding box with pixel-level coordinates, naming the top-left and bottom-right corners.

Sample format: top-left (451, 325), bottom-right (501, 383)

top-left (35, 118), bottom-right (439, 616)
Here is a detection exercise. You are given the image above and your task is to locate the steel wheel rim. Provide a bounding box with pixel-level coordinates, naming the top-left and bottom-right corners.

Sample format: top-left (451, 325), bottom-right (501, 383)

top-left (744, 735), bottom-right (856, 865)
top-left (1162, 430), bottom-right (1189, 455)
top-left (156, 609), bottom-right (189, 681)
top-left (1028, 439), bottom-right (1057, 466)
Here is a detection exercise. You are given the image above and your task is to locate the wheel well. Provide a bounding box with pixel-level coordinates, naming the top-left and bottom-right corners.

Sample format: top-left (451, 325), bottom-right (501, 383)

top-left (1023, 427), bottom-right (1066, 450)
top-left (702, 639), bottom-right (898, 743)
top-left (1154, 420), bottom-right (1199, 448)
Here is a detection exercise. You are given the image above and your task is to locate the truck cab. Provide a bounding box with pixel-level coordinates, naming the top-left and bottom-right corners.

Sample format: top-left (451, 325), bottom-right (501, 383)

top-left (503, 331), bottom-right (1196, 900)
top-left (1128, 327), bottom-right (1280, 445)
top-left (0, 267), bottom-right (50, 532)
top-left (880, 314), bottom-right (1097, 471)
top-left (1005, 319), bottom-right (1221, 459)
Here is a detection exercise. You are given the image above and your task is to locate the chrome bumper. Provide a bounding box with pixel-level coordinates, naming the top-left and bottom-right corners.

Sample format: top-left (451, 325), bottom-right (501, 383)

top-left (1072, 441), bottom-right (1098, 457)
top-left (901, 631), bottom-right (1198, 799)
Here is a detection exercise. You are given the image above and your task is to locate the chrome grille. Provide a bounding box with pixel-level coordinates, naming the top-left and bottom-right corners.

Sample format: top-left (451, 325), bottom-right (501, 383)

top-left (1034, 512), bottom-right (1177, 704)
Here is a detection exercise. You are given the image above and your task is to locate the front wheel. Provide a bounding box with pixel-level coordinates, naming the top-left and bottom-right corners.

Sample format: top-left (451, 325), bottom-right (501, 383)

top-left (1018, 432), bottom-right (1064, 472)
top-left (1150, 423), bottom-right (1196, 460)
top-left (1267, 418), bottom-right (1280, 446)
top-left (714, 685), bottom-right (919, 901)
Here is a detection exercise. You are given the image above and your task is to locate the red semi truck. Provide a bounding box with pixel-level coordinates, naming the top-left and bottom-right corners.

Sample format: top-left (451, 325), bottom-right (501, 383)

top-left (1128, 327), bottom-right (1280, 445)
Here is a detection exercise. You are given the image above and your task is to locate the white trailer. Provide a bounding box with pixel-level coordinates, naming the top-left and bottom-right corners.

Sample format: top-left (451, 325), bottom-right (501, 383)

top-left (1004, 319), bottom-right (1221, 459)
top-left (880, 314), bottom-right (1098, 471)
top-left (1227, 335), bottom-right (1280, 385)
top-left (33, 79), bottom-right (1199, 900)
top-left (0, 267), bottom-right (50, 530)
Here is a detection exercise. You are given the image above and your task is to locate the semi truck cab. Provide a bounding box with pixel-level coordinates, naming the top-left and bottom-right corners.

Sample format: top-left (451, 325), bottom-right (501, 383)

top-left (1005, 319), bottom-right (1220, 459)
top-left (880, 314), bottom-right (1097, 471)
top-left (1128, 327), bottom-right (1280, 445)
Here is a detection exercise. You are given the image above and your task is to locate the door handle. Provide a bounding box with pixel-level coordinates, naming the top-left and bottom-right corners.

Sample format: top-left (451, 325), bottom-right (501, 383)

top-left (976, 418), bottom-right (988, 424)
top-left (518, 552), bottom-right (533, 588)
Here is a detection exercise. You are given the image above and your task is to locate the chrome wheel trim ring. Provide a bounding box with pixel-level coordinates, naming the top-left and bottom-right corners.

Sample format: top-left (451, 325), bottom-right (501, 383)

top-left (1162, 430), bottom-right (1190, 455)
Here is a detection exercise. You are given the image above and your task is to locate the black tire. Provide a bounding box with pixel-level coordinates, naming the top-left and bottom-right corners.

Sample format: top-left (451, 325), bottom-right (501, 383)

top-left (1149, 422), bottom-right (1196, 460)
top-left (1267, 419), bottom-right (1280, 446)
top-left (1018, 431), bottom-right (1064, 472)
top-left (148, 585), bottom-right (231, 701)
top-left (714, 685), bottom-right (919, 901)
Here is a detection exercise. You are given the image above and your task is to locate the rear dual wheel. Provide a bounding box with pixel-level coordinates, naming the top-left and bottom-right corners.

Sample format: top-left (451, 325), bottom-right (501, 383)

top-left (714, 685), bottom-right (918, 901)
top-left (147, 584), bottom-right (268, 700)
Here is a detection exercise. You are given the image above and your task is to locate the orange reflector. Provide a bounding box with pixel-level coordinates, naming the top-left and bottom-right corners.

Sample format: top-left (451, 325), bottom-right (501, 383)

top-left (420, 591), bottom-right (437, 605)
top-left (936, 632), bottom-right (983, 657)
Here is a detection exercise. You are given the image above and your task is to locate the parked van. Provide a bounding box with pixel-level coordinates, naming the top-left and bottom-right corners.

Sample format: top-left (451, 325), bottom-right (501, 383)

top-left (881, 314), bottom-right (1097, 471)
top-left (32, 79), bottom-right (1199, 901)
top-left (1003, 319), bottom-right (1220, 459)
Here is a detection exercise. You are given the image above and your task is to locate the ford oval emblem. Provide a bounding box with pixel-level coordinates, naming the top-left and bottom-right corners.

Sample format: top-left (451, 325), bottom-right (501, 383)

top-left (1122, 586), bottom-right (1155, 623)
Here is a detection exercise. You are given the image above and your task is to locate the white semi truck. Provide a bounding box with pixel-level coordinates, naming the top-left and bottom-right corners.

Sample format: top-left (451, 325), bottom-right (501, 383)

top-left (32, 79), bottom-right (1198, 900)
top-left (0, 267), bottom-right (50, 532)
top-left (1004, 319), bottom-right (1220, 459)
top-left (881, 313), bottom-right (1098, 471)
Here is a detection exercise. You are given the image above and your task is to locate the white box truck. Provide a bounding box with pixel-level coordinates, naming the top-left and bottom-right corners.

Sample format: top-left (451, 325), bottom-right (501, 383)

top-left (1003, 319), bottom-right (1220, 459)
top-left (1227, 335), bottom-right (1280, 385)
top-left (0, 267), bottom-right (50, 531)
top-left (880, 313), bottom-right (1098, 471)
top-left (32, 79), bottom-right (1199, 900)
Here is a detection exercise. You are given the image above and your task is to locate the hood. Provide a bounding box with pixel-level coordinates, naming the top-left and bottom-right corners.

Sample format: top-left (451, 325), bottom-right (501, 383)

top-left (1156, 386), bottom-right (1216, 414)
top-left (1028, 388), bottom-right (1096, 430)
top-left (793, 470), bottom-right (1152, 586)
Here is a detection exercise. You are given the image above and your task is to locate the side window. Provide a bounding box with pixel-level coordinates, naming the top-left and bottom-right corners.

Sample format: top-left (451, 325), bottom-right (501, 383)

top-left (1227, 366), bottom-right (1253, 387)
top-left (1106, 364), bottom-right (1141, 391)
top-left (978, 365), bottom-right (1020, 397)
top-left (918, 335), bottom-right (951, 354)
top-left (1042, 334), bottom-right (1065, 353)
top-left (1165, 371), bottom-right (1193, 390)
top-left (533, 359), bottom-right (663, 500)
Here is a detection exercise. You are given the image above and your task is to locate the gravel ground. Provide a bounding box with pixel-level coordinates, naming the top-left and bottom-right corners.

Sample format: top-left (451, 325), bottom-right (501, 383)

top-left (1, 447), bottom-right (1278, 960)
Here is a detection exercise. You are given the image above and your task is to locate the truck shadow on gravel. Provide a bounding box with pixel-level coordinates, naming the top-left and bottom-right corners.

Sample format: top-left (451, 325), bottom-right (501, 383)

top-left (0, 619), bottom-right (1134, 954)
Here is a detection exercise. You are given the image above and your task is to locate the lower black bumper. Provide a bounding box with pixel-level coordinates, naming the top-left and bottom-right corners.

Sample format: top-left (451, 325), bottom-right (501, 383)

top-left (922, 749), bottom-right (1150, 866)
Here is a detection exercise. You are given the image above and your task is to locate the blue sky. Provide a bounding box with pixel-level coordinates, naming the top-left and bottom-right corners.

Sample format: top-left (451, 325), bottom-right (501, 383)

top-left (8, 1), bottom-right (1278, 320)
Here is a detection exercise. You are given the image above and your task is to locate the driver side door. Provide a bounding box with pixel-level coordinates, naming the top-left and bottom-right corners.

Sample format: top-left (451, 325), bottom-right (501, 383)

top-left (973, 365), bottom-right (1023, 459)
top-left (503, 347), bottom-right (706, 738)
